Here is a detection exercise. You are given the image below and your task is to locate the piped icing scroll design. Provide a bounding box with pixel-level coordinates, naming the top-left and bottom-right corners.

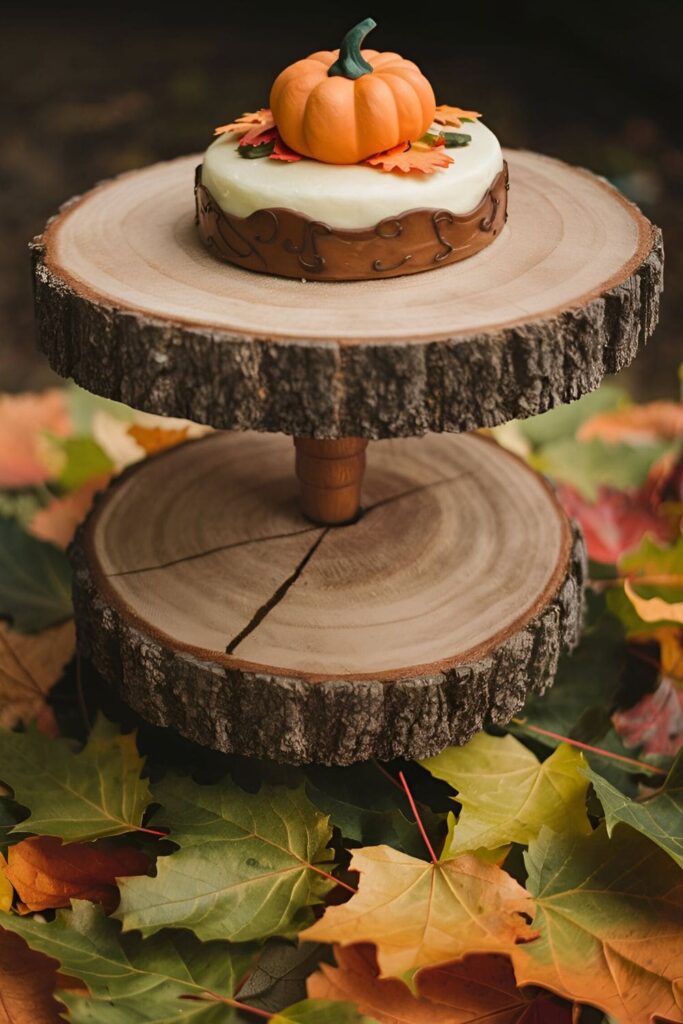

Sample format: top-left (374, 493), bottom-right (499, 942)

top-left (195, 162), bottom-right (508, 281)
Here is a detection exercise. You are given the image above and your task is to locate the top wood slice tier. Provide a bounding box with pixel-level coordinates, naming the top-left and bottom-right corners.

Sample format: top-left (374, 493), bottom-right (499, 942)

top-left (33, 151), bottom-right (662, 439)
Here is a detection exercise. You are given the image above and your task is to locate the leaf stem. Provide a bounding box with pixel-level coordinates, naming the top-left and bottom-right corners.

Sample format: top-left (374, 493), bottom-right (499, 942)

top-left (511, 720), bottom-right (667, 776)
top-left (398, 770), bottom-right (439, 864)
top-left (134, 825), bottom-right (167, 838)
top-left (310, 863), bottom-right (357, 895)
top-left (198, 991), bottom-right (273, 1018)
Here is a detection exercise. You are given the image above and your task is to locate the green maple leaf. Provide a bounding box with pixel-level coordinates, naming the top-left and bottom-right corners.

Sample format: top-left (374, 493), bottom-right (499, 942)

top-left (116, 776), bottom-right (335, 942)
top-left (0, 716), bottom-right (152, 841)
top-left (513, 825), bottom-right (683, 1024)
top-left (0, 901), bottom-right (255, 1022)
top-left (421, 733), bottom-right (591, 855)
top-left (273, 1000), bottom-right (377, 1023)
top-left (531, 437), bottom-right (672, 501)
top-left (55, 435), bottom-right (113, 491)
top-left (586, 750), bottom-right (683, 868)
top-left (0, 517), bottom-right (72, 632)
top-left (305, 763), bottom-right (444, 859)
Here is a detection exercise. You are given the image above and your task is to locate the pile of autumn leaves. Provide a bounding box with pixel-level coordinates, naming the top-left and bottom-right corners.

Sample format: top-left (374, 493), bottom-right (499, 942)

top-left (0, 382), bottom-right (681, 1024)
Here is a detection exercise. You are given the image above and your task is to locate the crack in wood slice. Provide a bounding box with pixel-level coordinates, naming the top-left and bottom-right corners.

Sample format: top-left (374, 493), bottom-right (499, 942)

top-left (109, 524), bottom-right (321, 577)
top-left (70, 432), bottom-right (586, 765)
top-left (32, 150), bottom-right (662, 438)
top-left (226, 529), bottom-right (329, 654)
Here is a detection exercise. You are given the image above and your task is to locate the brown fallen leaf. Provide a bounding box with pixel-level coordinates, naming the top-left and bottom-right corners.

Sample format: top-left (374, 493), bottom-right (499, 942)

top-left (365, 142), bottom-right (454, 175)
top-left (1, 836), bottom-right (149, 913)
top-left (28, 475), bottom-right (110, 549)
top-left (612, 676), bottom-right (683, 757)
top-left (0, 620), bottom-right (75, 730)
top-left (309, 944), bottom-right (572, 1024)
top-left (300, 846), bottom-right (535, 976)
top-left (0, 926), bottom-right (65, 1023)
top-left (434, 105), bottom-right (482, 128)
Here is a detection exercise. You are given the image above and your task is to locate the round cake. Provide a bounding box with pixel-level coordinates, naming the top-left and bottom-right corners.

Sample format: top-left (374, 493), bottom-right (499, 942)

top-left (195, 18), bottom-right (508, 281)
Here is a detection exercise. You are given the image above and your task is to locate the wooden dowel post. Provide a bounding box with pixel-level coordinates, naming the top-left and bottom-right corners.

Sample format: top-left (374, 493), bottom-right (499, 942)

top-left (294, 438), bottom-right (369, 525)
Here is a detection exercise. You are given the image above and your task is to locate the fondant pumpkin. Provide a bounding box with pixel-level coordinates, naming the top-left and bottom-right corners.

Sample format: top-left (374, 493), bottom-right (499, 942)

top-left (270, 18), bottom-right (436, 165)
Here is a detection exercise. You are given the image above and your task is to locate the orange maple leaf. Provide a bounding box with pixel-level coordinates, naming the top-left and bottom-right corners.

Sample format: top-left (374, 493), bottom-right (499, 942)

top-left (578, 400), bottom-right (683, 445)
top-left (214, 108), bottom-right (275, 138)
top-left (1, 836), bottom-right (149, 913)
top-left (127, 423), bottom-right (189, 455)
top-left (309, 944), bottom-right (572, 1024)
top-left (300, 845), bottom-right (535, 976)
top-left (434, 104), bottom-right (482, 128)
top-left (365, 142), bottom-right (454, 176)
top-left (29, 475), bottom-right (110, 549)
top-left (0, 927), bottom-right (65, 1023)
top-left (0, 620), bottom-right (75, 732)
top-left (0, 390), bottom-right (71, 488)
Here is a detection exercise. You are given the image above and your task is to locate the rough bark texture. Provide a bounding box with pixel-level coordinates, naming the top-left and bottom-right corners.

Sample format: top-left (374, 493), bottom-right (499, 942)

top-left (31, 224), bottom-right (662, 439)
top-left (70, 520), bottom-right (586, 766)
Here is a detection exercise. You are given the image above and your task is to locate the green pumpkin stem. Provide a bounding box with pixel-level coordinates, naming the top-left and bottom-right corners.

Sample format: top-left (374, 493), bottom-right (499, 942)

top-left (328, 17), bottom-right (376, 80)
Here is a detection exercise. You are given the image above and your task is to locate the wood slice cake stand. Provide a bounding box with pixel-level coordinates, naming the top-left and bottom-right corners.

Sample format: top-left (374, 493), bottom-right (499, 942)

top-left (33, 149), bottom-right (662, 764)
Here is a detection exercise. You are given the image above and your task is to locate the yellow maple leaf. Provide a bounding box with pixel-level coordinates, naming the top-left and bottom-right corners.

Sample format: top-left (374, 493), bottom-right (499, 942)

top-left (300, 845), bottom-right (535, 976)
top-left (624, 578), bottom-right (683, 625)
top-left (365, 142), bottom-right (454, 176)
top-left (214, 108), bottom-right (275, 137)
top-left (434, 105), bottom-right (482, 128)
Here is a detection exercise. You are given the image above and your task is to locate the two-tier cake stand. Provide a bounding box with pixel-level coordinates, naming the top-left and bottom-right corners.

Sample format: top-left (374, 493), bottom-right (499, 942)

top-left (31, 149), bottom-right (662, 764)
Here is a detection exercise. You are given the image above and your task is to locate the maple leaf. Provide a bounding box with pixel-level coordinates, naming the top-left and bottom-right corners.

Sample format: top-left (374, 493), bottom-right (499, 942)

top-left (272, 999), bottom-right (377, 1023)
top-left (214, 108), bottom-right (275, 137)
top-left (612, 676), bottom-right (683, 757)
top-left (0, 868), bottom-right (11, 912)
top-left (0, 716), bottom-right (152, 842)
top-left (48, 435), bottom-right (113, 491)
top-left (556, 483), bottom-right (672, 564)
top-left (421, 734), bottom-right (591, 855)
top-left (116, 776), bottom-right (335, 942)
top-left (1, 835), bottom-right (149, 913)
top-left (28, 477), bottom-right (109, 550)
top-left (617, 535), bottom-right (683, 627)
top-left (309, 944), bottom-right (573, 1024)
top-left (305, 762), bottom-right (443, 860)
top-left (300, 845), bottom-right (535, 976)
top-left (365, 142), bottom-right (454, 175)
top-left (511, 825), bottom-right (683, 1024)
top-left (654, 626), bottom-right (683, 679)
top-left (0, 390), bottom-right (71, 488)
top-left (0, 900), bottom-right (256, 1023)
top-left (0, 620), bottom-right (74, 730)
top-left (0, 926), bottom-right (64, 1023)
top-left (237, 938), bottom-right (325, 1014)
top-left (0, 518), bottom-right (72, 633)
top-left (585, 750), bottom-right (683, 868)
top-left (578, 400), bottom-right (683, 445)
top-left (433, 105), bottom-right (482, 128)
top-left (531, 438), bottom-right (672, 501)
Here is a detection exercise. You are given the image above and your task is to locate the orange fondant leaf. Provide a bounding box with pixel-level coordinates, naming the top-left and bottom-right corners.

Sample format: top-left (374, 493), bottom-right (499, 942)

top-left (365, 142), bottom-right (454, 176)
top-left (2, 836), bottom-right (149, 914)
top-left (214, 108), bottom-right (275, 137)
top-left (270, 135), bottom-right (303, 162)
top-left (434, 104), bottom-right (482, 128)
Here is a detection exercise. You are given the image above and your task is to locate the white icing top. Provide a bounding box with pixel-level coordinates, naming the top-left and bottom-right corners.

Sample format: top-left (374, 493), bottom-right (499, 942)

top-left (201, 120), bottom-right (503, 229)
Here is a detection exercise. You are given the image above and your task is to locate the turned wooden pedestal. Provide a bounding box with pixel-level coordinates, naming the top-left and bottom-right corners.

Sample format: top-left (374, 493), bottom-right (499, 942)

top-left (33, 148), bottom-right (662, 763)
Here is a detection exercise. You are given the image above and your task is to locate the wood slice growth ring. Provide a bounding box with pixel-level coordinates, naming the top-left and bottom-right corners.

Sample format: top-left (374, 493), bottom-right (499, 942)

top-left (72, 432), bottom-right (585, 765)
top-left (33, 150), bottom-right (661, 438)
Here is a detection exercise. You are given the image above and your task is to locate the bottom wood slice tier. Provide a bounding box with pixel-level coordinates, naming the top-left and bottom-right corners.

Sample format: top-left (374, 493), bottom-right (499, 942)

top-left (71, 431), bottom-right (586, 765)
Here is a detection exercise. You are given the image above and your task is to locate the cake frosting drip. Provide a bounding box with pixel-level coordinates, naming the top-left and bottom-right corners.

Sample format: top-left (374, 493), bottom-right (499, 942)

top-left (201, 120), bottom-right (503, 229)
top-left (195, 163), bottom-right (508, 281)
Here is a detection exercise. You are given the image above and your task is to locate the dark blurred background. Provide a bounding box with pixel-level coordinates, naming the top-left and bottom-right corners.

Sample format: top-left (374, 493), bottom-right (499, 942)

top-left (2, 0), bottom-right (681, 396)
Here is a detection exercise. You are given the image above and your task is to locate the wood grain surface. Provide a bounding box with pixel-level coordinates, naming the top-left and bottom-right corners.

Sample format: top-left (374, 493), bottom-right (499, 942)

top-left (72, 431), bottom-right (585, 764)
top-left (33, 150), bottom-right (662, 437)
